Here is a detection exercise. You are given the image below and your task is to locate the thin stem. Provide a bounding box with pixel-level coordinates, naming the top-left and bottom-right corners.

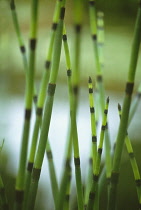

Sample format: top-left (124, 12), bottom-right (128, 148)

top-left (27, 4), bottom-right (65, 208)
top-left (62, 25), bottom-right (84, 210)
top-left (108, 3), bottom-right (141, 210)
top-left (87, 97), bottom-right (109, 210)
top-left (14, 0), bottom-right (39, 209)
top-left (118, 104), bottom-right (141, 202)
top-left (46, 142), bottom-right (59, 206)
top-left (23, 0), bottom-right (62, 208)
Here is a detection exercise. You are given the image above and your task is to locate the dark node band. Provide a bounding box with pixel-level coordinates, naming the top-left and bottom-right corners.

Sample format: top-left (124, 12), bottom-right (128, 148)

top-left (136, 179), bottom-right (141, 186)
top-left (125, 82), bottom-right (134, 95)
top-left (32, 168), bottom-right (41, 181)
top-left (89, 158), bottom-right (93, 165)
top-left (92, 34), bottom-right (97, 40)
top-left (20, 46), bottom-right (25, 53)
top-left (27, 162), bottom-right (33, 172)
top-left (74, 157), bottom-right (80, 166)
top-left (75, 24), bottom-right (81, 33)
top-left (89, 1), bottom-right (95, 6)
top-left (90, 107), bottom-right (95, 113)
top-left (36, 107), bottom-right (43, 116)
top-left (92, 135), bottom-right (97, 142)
top-left (96, 75), bottom-right (102, 81)
top-left (73, 85), bottom-right (78, 95)
top-left (15, 190), bottom-right (24, 203)
top-left (47, 83), bottom-right (56, 96)
top-left (60, 7), bottom-right (65, 20)
top-left (30, 39), bottom-right (36, 51)
top-left (65, 194), bottom-right (70, 201)
top-left (104, 109), bottom-right (108, 115)
top-left (89, 192), bottom-right (95, 200)
top-left (62, 34), bottom-right (67, 41)
top-left (25, 109), bottom-right (31, 120)
top-left (93, 174), bottom-right (99, 182)
top-left (129, 152), bottom-right (134, 158)
top-left (89, 88), bottom-right (93, 93)
top-left (98, 148), bottom-right (102, 154)
top-left (45, 60), bottom-right (51, 69)
top-left (139, 0), bottom-right (141, 7)
top-left (10, 1), bottom-right (15, 10)
top-left (101, 125), bottom-right (106, 131)
top-left (88, 76), bottom-right (92, 83)
top-left (47, 151), bottom-right (52, 159)
top-left (33, 95), bottom-right (38, 103)
top-left (67, 69), bottom-right (72, 77)
top-left (111, 171), bottom-right (119, 183)
top-left (52, 23), bottom-right (58, 30)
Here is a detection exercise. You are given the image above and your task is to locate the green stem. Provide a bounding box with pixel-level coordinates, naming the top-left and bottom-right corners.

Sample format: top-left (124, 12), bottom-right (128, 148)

top-left (27, 8), bottom-right (65, 209)
top-left (108, 3), bottom-right (141, 210)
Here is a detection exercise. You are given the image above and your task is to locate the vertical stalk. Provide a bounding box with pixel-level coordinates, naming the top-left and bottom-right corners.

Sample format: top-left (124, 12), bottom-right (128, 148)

top-left (118, 104), bottom-right (141, 202)
top-left (88, 0), bottom-right (112, 203)
top-left (84, 77), bottom-right (98, 208)
top-left (108, 3), bottom-right (141, 210)
top-left (46, 142), bottom-right (59, 206)
top-left (23, 1), bottom-right (62, 208)
top-left (87, 97), bottom-right (109, 210)
top-left (10, 0), bottom-right (37, 102)
top-left (26, 2), bottom-right (66, 208)
top-left (14, 0), bottom-right (39, 209)
top-left (60, 25), bottom-right (84, 210)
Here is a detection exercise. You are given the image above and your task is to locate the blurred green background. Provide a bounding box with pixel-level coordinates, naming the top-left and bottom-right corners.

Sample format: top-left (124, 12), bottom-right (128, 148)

top-left (0, 0), bottom-right (141, 94)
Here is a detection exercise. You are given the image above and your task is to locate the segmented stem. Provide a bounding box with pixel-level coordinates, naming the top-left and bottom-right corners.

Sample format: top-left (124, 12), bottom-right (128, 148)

top-left (118, 104), bottom-right (141, 202)
top-left (62, 25), bottom-right (84, 210)
top-left (108, 3), bottom-right (141, 210)
top-left (14, 0), bottom-right (39, 209)
top-left (23, 1), bottom-right (62, 208)
top-left (26, 3), bottom-right (65, 209)
top-left (87, 97), bottom-right (109, 210)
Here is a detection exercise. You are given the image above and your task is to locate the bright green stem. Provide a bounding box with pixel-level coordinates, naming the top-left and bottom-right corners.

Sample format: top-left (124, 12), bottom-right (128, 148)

top-left (14, 0), bottom-right (39, 207)
top-left (46, 142), bottom-right (59, 208)
top-left (63, 26), bottom-right (84, 210)
top-left (118, 104), bottom-right (141, 202)
top-left (108, 5), bottom-right (141, 210)
top-left (56, 127), bottom-right (72, 210)
top-left (87, 97), bottom-right (109, 210)
top-left (23, 1), bottom-right (62, 208)
top-left (27, 18), bottom-right (64, 210)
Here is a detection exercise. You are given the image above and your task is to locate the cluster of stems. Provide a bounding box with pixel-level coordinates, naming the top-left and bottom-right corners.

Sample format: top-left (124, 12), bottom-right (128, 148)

top-left (0, 0), bottom-right (140, 210)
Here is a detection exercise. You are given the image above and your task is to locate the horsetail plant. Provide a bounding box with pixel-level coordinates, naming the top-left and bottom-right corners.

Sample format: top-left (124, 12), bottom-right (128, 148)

top-left (14, 0), bottom-right (39, 209)
top-left (108, 2), bottom-right (141, 210)
top-left (1, 0), bottom-right (141, 209)
top-left (26, 1), bottom-right (66, 209)
top-left (62, 25), bottom-right (84, 210)
top-left (87, 96), bottom-right (109, 210)
top-left (118, 104), bottom-right (141, 203)
top-left (23, 0), bottom-right (63, 208)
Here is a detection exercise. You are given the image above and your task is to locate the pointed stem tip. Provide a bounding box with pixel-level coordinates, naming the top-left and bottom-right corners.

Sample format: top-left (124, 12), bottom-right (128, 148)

top-left (88, 76), bottom-right (92, 83)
